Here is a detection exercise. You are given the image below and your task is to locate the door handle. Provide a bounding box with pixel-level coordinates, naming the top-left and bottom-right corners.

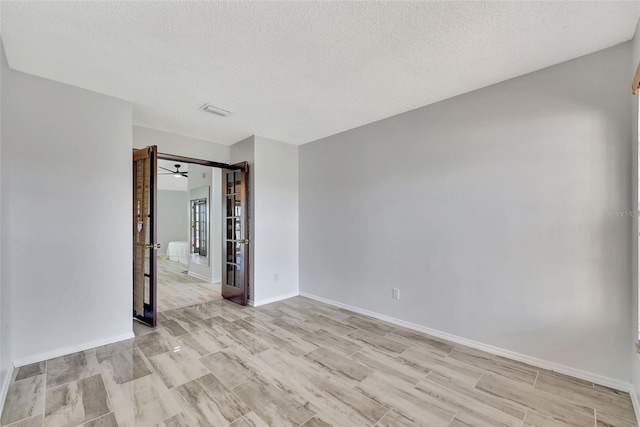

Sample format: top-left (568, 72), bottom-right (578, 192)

top-left (145, 243), bottom-right (161, 250)
top-left (238, 239), bottom-right (250, 244)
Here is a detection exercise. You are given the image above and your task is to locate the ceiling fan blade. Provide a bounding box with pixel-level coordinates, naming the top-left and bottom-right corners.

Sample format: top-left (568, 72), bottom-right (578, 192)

top-left (159, 166), bottom-right (174, 173)
top-left (158, 172), bottom-right (174, 175)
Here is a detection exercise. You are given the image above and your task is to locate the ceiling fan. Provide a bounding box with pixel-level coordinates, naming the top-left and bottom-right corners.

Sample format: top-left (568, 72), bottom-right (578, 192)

top-left (159, 164), bottom-right (188, 178)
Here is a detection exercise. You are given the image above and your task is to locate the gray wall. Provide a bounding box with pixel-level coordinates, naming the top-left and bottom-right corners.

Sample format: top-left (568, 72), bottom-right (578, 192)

top-left (631, 18), bottom-right (640, 403)
top-left (157, 190), bottom-right (189, 257)
top-left (0, 41), bottom-right (10, 410)
top-left (2, 49), bottom-right (133, 363)
top-left (299, 43), bottom-right (632, 382)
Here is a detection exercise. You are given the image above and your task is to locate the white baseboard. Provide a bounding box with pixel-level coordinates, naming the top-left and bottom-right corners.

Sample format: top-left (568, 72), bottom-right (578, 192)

top-left (299, 292), bottom-right (634, 393)
top-left (12, 332), bottom-right (135, 368)
top-left (0, 364), bottom-right (13, 419)
top-left (187, 271), bottom-right (212, 282)
top-left (631, 386), bottom-right (640, 427)
top-left (251, 291), bottom-right (300, 307)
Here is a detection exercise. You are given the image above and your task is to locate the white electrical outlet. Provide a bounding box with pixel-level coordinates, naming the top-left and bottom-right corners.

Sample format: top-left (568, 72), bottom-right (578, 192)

top-left (274, 273), bottom-right (279, 283)
top-left (392, 288), bottom-right (400, 300)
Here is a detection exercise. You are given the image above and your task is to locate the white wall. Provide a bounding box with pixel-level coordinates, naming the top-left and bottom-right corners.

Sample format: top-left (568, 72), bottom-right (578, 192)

top-left (254, 136), bottom-right (299, 304)
top-left (229, 136), bottom-right (299, 305)
top-left (300, 43), bottom-right (633, 383)
top-left (630, 17), bottom-right (640, 405)
top-left (188, 165), bottom-right (213, 281)
top-left (3, 58), bottom-right (133, 363)
top-left (134, 126), bottom-right (229, 164)
top-left (0, 41), bottom-right (12, 413)
top-left (157, 190), bottom-right (189, 256)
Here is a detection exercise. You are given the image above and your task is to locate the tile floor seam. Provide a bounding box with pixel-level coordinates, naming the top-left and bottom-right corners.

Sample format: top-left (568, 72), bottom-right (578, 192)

top-left (4, 414), bottom-right (45, 427)
top-left (94, 373), bottom-right (115, 421)
top-left (483, 369), bottom-right (600, 424)
top-left (420, 369), bottom-right (431, 385)
top-left (155, 413), bottom-right (176, 426)
top-left (346, 348), bottom-right (361, 358)
top-left (229, 374), bottom-right (255, 393)
top-left (447, 410), bottom-right (458, 426)
top-left (100, 383), bottom-right (118, 427)
top-left (296, 412), bottom-right (317, 427)
top-left (225, 412), bottom-right (246, 427)
top-left (472, 370), bottom-right (486, 390)
top-left (229, 382), bottom-right (262, 424)
top-left (532, 378), bottom-right (600, 417)
top-left (77, 411), bottom-right (110, 427)
top-left (6, 375), bottom-right (42, 389)
top-left (372, 408), bottom-right (390, 426)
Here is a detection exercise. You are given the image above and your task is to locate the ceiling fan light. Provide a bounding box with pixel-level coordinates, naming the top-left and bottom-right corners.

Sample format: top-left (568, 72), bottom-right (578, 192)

top-left (174, 173), bottom-right (182, 178)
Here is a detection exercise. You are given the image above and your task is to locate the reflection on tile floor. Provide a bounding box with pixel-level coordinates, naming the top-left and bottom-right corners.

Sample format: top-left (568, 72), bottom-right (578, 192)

top-left (1, 297), bottom-right (637, 426)
top-left (157, 257), bottom-right (221, 312)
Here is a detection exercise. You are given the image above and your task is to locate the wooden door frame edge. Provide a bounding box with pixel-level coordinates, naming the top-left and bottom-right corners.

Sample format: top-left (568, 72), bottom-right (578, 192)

top-left (157, 151), bottom-right (242, 170)
top-left (133, 148), bottom-right (246, 170)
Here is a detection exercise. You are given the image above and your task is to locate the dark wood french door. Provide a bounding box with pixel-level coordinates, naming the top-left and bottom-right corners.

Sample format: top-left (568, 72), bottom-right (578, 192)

top-left (222, 163), bottom-right (249, 305)
top-left (133, 146), bottom-right (159, 326)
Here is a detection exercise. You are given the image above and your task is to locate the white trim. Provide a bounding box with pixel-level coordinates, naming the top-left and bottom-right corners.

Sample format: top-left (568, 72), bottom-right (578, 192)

top-left (187, 271), bottom-right (212, 282)
top-left (12, 332), bottom-right (134, 368)
top-left (299, 292), bottom-right (633, 393)
top-left (0, 364), bottom-right (13, 418)
top-left (251, 292), bottom-right (300, 307)
top-left (630, 385), bottom-right (640, 427)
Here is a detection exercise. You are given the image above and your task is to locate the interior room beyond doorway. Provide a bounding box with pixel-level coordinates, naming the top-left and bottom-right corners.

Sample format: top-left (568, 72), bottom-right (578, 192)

top-left (156, 159), bottom-right (223, 311)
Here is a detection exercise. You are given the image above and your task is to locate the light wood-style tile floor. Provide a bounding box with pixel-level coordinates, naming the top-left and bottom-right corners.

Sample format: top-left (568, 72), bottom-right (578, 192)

top-left (1, 297), bottom-right (636, 427)
top-left (157, 257), bottom-right (221, 312)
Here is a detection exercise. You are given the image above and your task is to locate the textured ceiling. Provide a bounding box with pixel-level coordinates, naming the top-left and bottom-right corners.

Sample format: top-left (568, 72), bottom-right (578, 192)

top-left (2, 1), bottom-right (639, 146)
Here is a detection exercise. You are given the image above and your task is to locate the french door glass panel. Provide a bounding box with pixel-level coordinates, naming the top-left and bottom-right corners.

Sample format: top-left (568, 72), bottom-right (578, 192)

top-left (221, 166), bottom-right (248, 305)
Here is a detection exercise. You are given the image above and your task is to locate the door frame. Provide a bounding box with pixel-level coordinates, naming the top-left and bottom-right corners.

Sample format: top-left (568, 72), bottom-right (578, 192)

top-left (135, 149), bottom-right (249, 318)
top-left (221, 163), bottom-right (250, 306)
top-left (133, 146), bottom-right (158, 326)
top-left (157, 152), bottom-right (242, 170)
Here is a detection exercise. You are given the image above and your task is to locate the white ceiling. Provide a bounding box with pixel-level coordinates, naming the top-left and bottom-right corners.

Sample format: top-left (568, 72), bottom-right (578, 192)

top-left (2, 1), bottom-right (639, 146)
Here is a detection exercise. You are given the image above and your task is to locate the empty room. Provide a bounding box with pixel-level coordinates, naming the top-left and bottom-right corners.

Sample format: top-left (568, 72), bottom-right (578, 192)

top-left (1, 1), bottom-right (640, 426)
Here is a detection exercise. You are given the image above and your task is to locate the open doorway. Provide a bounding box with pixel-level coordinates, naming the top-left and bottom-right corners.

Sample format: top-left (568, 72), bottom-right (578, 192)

top-left (133, 146), bottom-right (249, 327)
top-left (156, 160), bottom-right (222, 311)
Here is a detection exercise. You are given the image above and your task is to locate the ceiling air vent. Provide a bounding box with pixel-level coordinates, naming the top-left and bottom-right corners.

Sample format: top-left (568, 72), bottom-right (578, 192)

top-left (199, 103), bottom-right (231, 117)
